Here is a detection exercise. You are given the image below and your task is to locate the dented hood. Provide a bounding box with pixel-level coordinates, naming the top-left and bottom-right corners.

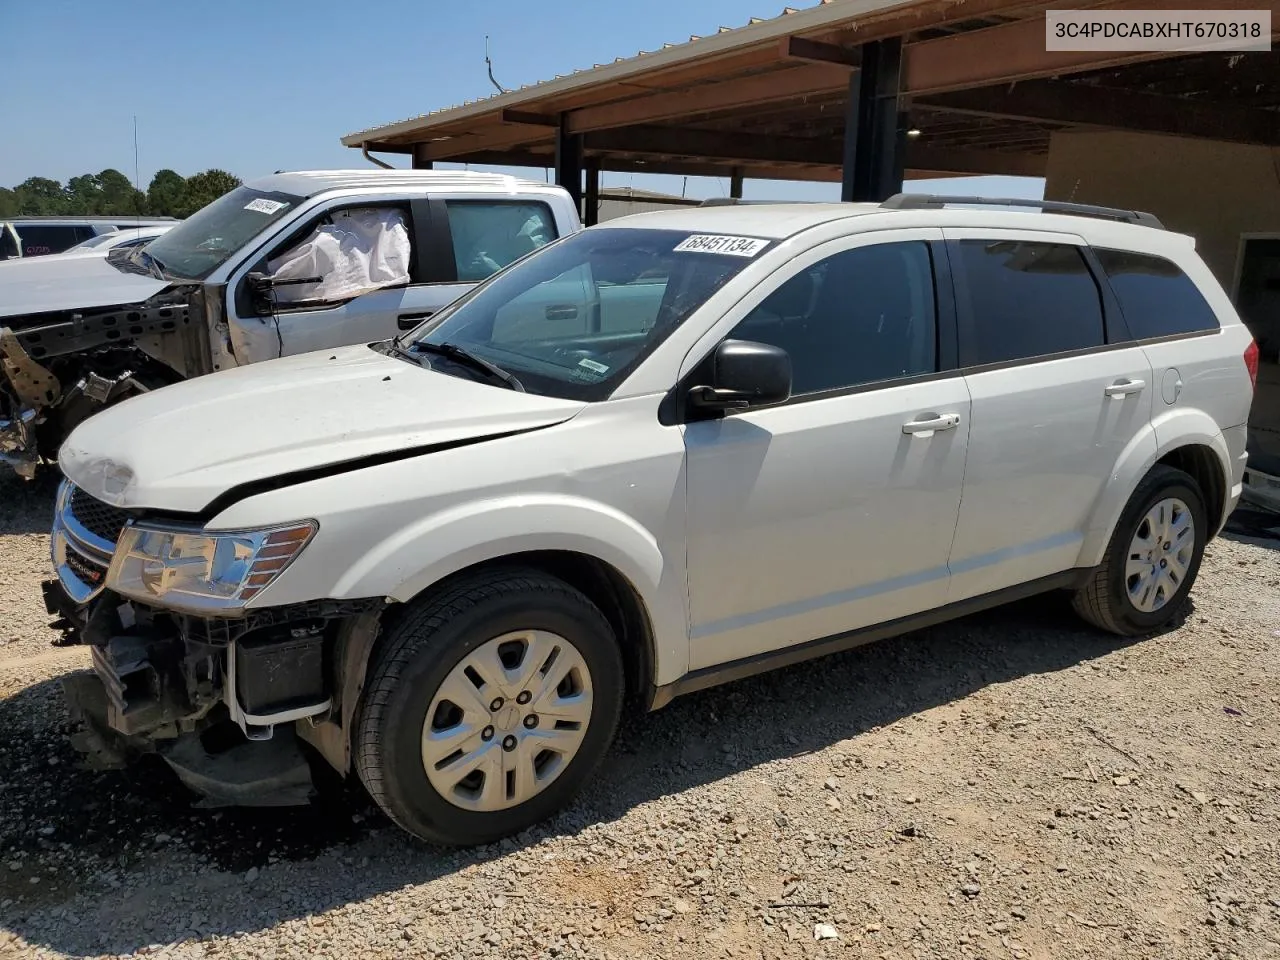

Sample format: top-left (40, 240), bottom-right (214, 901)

top-left (59, 343), bottom-right (586, 513)
top-left (0, 251), bottom-right (170, 318)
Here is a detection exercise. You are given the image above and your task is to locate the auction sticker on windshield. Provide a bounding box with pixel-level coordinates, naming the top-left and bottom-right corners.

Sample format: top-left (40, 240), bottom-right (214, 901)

top-left (673, 235), bottom-right (769, 257)
top-left (244, 198), bottom-right (288, 215)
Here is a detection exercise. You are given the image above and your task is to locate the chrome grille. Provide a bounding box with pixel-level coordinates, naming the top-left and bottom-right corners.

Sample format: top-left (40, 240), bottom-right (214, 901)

top-left (69, 486), bottom-right (129, 546)
top-left (53, 481), bottom-right (123, 604)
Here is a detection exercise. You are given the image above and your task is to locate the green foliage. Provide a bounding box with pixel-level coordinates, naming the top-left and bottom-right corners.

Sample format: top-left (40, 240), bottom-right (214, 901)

top-left (3, 169), bottom-right (243, 218)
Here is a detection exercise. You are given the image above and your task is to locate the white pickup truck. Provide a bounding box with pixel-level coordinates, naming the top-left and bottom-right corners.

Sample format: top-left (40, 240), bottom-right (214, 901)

top-left (0, 170), bottom-right (582, 477)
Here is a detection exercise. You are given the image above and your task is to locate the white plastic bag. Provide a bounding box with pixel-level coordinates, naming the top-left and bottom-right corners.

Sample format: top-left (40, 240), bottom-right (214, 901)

top-left (267, 208), bottom-right (411, 304)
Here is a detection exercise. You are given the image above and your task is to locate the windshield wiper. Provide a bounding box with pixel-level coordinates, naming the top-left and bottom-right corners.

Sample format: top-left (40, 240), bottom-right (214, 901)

top-left (127, 247), bottom-right (168, 280)
top-left (412, 341), bottom-right (525, 392)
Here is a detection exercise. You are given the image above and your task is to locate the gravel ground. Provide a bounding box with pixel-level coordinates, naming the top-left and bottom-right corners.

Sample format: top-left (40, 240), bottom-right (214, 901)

top-left (1, 473), bottom-right (1277, 960)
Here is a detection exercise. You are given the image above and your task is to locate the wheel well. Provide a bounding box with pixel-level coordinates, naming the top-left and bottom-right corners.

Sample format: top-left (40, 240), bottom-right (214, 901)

top-left (1156, 444), bottom-right (1227, 535)
top-left (382, 551), bottom-right (656, 708)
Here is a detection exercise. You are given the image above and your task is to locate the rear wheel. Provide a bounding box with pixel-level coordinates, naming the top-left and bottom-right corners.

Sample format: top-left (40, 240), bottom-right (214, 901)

top-left (1072, 465), bottom-right (1207, 635)
top-left (355, 569), bottom-right (624, 846)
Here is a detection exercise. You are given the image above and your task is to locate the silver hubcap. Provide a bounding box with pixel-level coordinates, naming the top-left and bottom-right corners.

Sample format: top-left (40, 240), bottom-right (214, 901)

top-left (1125, 497), bottom-right (1195, 613)
top-left (422, 630), bottom-right (593, 812)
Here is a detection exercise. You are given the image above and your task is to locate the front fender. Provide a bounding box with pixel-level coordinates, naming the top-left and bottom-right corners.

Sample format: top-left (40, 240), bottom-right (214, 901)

top-left (331, 494), bottom-right (688, 685)
top-left (1077, 409), bottom-right (1230, 568)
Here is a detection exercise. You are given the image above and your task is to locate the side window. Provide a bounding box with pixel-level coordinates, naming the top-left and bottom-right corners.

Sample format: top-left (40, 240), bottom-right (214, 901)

top-left (1094, 248), bottom-right (1219, 338)
top-left (0, 226), bottom-right (18, 260)
top-left (15, 225), bottom-right (82, 256)
top-left (728, 241), bottom-right (938, 396)
top-left (953, 240), bottom-right (1104, 366)
top-left (446, 201), bottom-right (557, 282)
top-left (263, 206), bottom-right (413, 308)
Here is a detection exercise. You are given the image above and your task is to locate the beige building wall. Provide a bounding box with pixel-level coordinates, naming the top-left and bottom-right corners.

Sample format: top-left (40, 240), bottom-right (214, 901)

top-left (1044, 129), bottom-right (1280, 292)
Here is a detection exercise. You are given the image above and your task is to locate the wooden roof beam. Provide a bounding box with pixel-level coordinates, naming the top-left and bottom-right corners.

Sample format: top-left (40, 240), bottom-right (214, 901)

top-left (902, 0), bottom-right (1280, 95)
top-left (916, 80), bottom-right (1280, 146)
top-left (779, 36), bottom-right (862, 67)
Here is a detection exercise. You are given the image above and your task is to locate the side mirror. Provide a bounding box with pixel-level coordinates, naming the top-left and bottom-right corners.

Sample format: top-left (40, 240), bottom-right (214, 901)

top-left (246, 270), bottom-right (324, 314)
top-left (688, 339), bottom-right (792, 412)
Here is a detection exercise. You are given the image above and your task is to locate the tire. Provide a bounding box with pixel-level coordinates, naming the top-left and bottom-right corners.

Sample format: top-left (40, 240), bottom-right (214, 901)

top-left (1072, 464), bottom-right (1208, 636)
top-left (354, 568), bottom-right (624, 846)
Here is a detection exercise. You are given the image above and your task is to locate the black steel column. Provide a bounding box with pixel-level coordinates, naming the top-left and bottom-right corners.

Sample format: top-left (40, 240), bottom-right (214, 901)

top-left (584, 159), bottom-right (600, 226)
top-left (555, 117), bottom-right (584, 214)
top-left (841, 37), bottom-right (905, 202)
top-left (730, 168), bottom-right (744, 199)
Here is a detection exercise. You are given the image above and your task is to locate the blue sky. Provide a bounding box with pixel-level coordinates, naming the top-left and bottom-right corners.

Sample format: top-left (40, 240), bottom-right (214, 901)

top-left (0, 0), bottom-right (1042, 202)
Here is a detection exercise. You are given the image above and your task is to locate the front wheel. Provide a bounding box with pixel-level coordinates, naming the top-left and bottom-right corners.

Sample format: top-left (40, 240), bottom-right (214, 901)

top-left (354, 569), bottom-right (624, 846)
top-left (1072, 464), bottom-right (1208, 636)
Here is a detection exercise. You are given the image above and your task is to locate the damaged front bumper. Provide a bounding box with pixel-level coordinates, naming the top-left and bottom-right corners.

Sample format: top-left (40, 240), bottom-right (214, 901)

top-left (0, 406), bottom-right (39, 479)
top-left (47, 579), bottom-right (383, 807)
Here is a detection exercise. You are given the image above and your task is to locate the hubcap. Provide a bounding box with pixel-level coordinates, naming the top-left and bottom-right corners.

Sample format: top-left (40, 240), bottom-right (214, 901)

top-left (421, 630), bottom-right (593, 812)
top-left (1125, 497), bottom-right (1195, 614)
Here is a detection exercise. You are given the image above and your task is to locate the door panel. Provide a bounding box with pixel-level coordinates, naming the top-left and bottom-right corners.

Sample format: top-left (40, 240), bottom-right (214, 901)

top-left (685, 379), bottom-right (971, 669)
top-left (681, 232), bottom-right (966, 671)
top-left (947, 349), bottom-right (1153, 600)
top-left (943, 230), bottom-right (1154, 600)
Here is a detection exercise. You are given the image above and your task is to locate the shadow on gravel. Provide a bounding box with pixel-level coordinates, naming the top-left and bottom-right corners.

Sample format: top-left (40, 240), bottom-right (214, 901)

top-left (1221, 503), bottom-right (1280, 549)
top-left (0, 473), bottom-right (59, 535)
top-left (0, 589), bottom-right (1162, 956)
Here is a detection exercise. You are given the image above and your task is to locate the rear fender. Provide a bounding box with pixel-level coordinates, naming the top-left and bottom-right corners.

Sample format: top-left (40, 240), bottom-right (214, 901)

top-left (1077, 410), bottom-right (1230, 567)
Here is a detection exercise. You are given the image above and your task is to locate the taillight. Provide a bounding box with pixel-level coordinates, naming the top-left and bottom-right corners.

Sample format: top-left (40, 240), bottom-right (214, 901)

top-left (1244, 340), bottom-right (1259, 390)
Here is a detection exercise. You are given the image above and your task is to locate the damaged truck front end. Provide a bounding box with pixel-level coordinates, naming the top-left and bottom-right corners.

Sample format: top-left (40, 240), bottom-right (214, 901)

top-left (0, 285), bottom-right (210, 478)
top-left (48, 479), bottom-right (383, 807)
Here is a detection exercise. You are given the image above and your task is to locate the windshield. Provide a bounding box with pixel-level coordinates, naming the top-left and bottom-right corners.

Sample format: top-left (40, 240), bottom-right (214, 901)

top-left (406, 227), bottom-right (769, 401)
top-left (142, 186), bottom-right (302, 280)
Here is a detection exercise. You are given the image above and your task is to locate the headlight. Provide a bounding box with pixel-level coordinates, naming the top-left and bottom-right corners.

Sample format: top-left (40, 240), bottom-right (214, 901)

top-left (107, 521), bottom-right (317, 613)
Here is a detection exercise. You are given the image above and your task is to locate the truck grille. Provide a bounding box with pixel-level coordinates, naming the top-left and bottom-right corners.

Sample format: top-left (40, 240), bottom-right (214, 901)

top-left (69, 486), bottom-right (129, 546)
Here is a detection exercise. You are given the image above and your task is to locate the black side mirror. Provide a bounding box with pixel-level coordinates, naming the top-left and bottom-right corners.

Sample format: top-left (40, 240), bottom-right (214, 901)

top-left (688, 339), bottom-right (792, 411)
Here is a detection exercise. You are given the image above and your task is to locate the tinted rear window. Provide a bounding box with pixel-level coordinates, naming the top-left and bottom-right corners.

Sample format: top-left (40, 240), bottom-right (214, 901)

top-left (1094, 248), bottom-right (1219, 339)
top-left (953, 239), bottom-right (1105, 366)
top-left (14, 225), bottom-right (86, 256)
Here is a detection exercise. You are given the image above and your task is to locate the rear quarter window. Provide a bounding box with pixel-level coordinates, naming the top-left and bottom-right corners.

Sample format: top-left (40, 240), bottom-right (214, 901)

top-left (1094, 248), bottom-right (1219, 339)
top-left (14, 225), bottom-right (85, 256)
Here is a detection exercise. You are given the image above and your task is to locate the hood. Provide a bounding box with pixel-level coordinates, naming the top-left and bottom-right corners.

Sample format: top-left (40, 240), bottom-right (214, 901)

top-left (59, 343), bottom-right (586, 513)
top-left (0, 252), bottom-right (170, 318)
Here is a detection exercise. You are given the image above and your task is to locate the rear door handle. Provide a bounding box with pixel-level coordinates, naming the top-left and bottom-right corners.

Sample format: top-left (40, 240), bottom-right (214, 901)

top-left (397, 311), bottom-right (435, 330)
top-left (1105, 378), bottom-right (1146, 399)
top-left (545, 304), bottom-right (580, 321)
top-left (902, 413), bottom-right (961, 437)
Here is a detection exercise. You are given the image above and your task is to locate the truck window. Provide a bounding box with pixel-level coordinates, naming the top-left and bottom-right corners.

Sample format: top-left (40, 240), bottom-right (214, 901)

top-left (446, 201), bottom-right (557, 282)
top-left (0, 225), bottom-right (18, 260)
top-left (143, 186), bottom-right (303, 280)
top-left (264, 206), bottom-right (413, 307)
top-left (14, 224), bottom-right (84, 256)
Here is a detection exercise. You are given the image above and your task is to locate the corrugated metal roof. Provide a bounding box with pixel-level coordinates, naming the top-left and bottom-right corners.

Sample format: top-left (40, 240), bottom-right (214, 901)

top-left (341, 0), bottom-right (918, 145)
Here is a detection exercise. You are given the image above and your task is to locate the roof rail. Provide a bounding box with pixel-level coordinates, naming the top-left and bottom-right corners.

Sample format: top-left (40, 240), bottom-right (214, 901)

top-left (879, 194), bottom-right (1165, 230)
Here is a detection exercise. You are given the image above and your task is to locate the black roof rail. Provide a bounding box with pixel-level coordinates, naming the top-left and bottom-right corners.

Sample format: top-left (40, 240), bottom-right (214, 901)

top-left (879, 194), bottom-right (1164, 230)
top-left (698, 197), bottom-right (787, 206)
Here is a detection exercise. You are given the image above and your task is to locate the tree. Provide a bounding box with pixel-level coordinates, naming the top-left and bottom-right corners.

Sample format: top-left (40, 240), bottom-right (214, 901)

top-left (146, 169), bottom-right (188, 218)
top-left (97, 168), bottom-right (145, 216)
top-left (182, 169), bottom-right (241, 216)
top-left (13, 177), bottom-right (67, 215)
top-left (66, 174), bottom-right (104, 214)
top-left (0, 188), bottom-right (18, 218)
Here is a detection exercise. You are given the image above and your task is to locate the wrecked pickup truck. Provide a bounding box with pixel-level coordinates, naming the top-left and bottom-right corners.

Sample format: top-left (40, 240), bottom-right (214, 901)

top-left (0, 169), bottom-right (581, 477)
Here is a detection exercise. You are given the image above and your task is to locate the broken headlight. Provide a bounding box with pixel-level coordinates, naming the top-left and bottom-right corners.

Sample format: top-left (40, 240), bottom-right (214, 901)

top-left (106, 521), bottom-right (317, 613)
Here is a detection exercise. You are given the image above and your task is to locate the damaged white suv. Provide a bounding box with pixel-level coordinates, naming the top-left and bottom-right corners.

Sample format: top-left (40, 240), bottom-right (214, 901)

top-left (48, 196), bottom-right (1257, 846)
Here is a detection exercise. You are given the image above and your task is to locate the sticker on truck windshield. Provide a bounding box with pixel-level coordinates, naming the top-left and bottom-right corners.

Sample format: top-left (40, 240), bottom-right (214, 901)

top-left (244, 198), bottom-right (288, 215)
top-left (577, 357), bottom-right (609, 375)
top-left (673, 234), bottom-right (769, 257)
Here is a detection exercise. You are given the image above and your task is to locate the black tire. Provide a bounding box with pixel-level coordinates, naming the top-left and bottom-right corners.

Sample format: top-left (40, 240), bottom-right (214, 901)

top-left (354, 568), bottom-right (624, 846)
top-left (1072, 465), bottom-right (1208, 636)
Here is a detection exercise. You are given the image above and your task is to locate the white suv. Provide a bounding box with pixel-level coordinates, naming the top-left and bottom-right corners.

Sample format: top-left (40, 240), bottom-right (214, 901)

top-left (47, 195), bottom-right (1257, 846)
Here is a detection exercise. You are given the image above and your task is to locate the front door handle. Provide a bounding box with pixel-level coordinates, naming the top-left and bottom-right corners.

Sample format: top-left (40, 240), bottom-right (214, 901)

top-left (902, 413), bottom-right (961, 437)
top-left (397, 311), bottom-right (435, 330)
top-left (1105, 378), bottom-right (1146, 399)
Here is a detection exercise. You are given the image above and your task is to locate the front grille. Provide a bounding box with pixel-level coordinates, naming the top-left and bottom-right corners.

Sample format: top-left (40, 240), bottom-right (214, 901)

top-left (69, 486), bottom-right (129, 546)
top-left (63, 548), bottom-right (109, 589)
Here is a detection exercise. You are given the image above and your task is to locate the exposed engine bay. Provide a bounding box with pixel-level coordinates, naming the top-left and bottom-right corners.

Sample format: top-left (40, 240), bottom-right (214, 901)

top-left (0, 284), bottom-right (208, 477)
